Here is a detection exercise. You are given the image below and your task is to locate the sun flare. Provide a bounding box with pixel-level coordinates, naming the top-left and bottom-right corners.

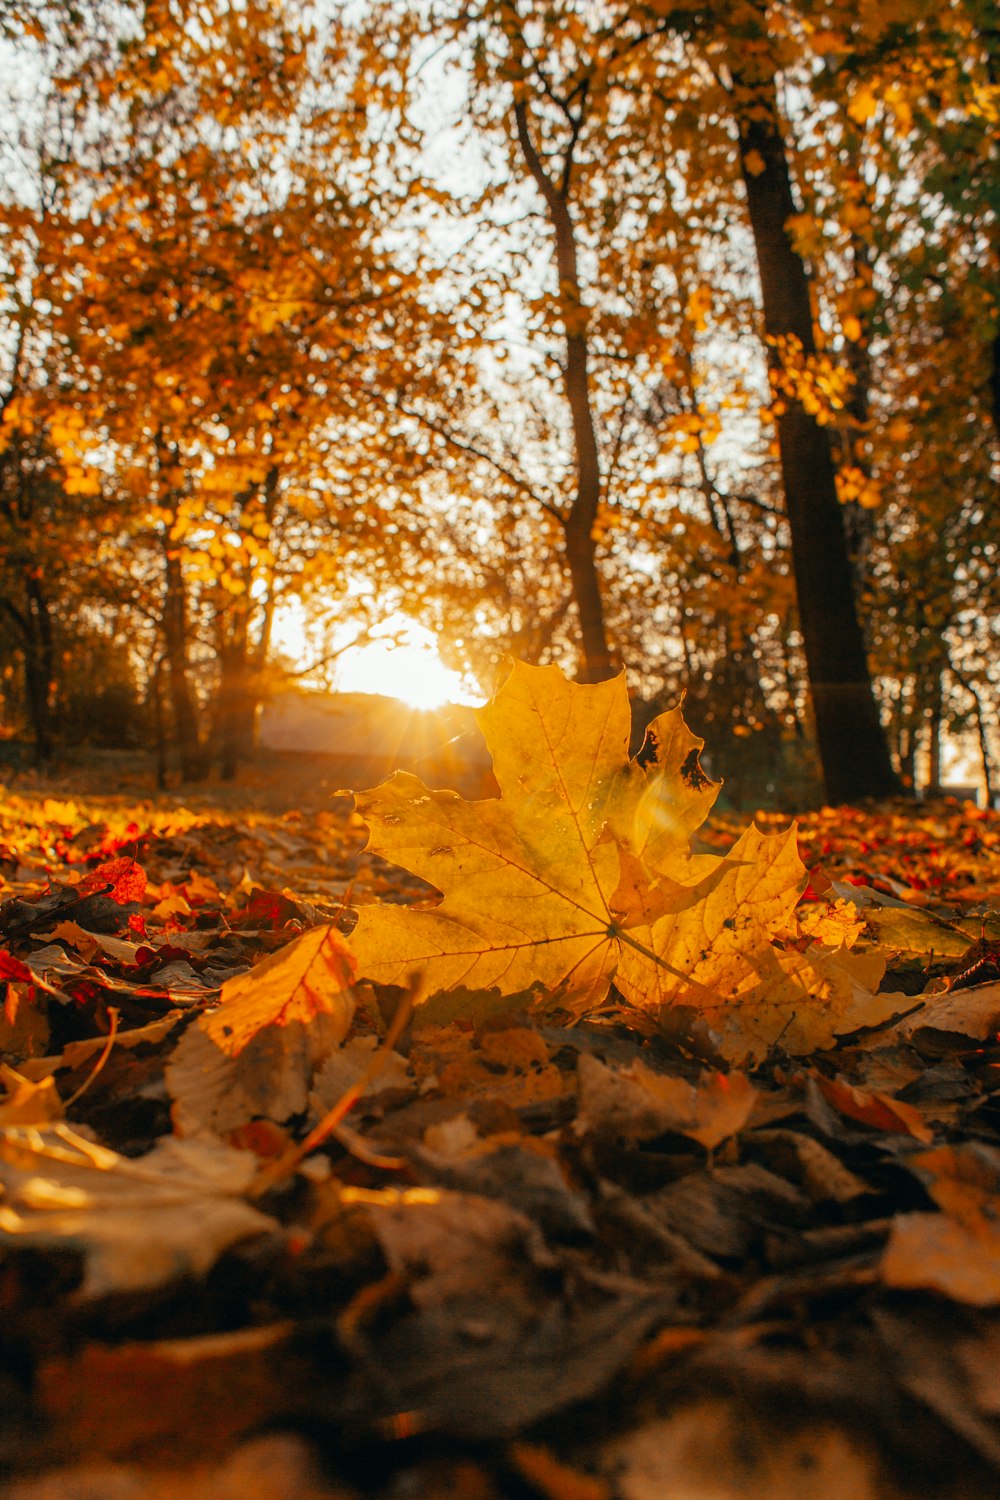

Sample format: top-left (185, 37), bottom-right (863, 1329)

top-left (270, 606), bottom-right (480, 710)
top-left (333, 621), bottom-right (476, 710)
top-left (335, 642), bottom-right (459, 709)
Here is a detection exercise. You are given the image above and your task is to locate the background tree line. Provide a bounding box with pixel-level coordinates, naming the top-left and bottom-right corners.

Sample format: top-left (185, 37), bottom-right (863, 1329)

top-left (0, 0), bottom-right (996, 806)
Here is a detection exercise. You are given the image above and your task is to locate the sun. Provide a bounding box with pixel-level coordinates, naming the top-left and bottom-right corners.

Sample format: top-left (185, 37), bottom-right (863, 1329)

top-left (333, 622), bottom-right (476, 710)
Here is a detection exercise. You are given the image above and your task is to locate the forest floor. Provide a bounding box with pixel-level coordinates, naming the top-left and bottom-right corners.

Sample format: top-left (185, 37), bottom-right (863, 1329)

top-left (1, 749), bottom-right (1000, 1499)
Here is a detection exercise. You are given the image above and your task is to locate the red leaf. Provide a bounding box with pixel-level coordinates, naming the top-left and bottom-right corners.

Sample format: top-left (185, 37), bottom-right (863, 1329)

top-left (77, 857), bottom-right (147, 905)
top-left (0, 950), bottom-right (35, 986)
top-left (240, 888), bottom-right (302, 930)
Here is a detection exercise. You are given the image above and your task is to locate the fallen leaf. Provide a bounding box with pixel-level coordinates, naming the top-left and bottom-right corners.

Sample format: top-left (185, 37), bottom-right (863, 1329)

top-left (0, 949), bottom-right (36, 985)
top-left (602, 1399), bottom-right (889, 1500)
top-left (308, 1034), bottom-right (412, 1119)
top-left (616, 835), bottom-right (899, 1059)
top-left (0, 979), bottom-right (49, 1058)
top-left (348, 667), bottom-right (636, 1014)
top-left (201, 924), bottom-right (356, 1057)
top-left (881, 1212), bottom-right (1000, 1306)
top-left (907, 1141), bottom-right (1000, 1227)
top-left (54, 1010), bottom-right (187, 1073)
top-left (5, 1430), bottom-right (344, 1498)
top-left (510, 1443), bottom-right (610, 1500)
top-left (576, 1052), bottom-right (757, 1149)
top-left (746, 1129), bottom-right (870, 1204)
top-left (895, 980), bottom-right (1000, 1045)
top-left (361, 1184), bottom-right (549, 1308)
top-left (796, 895), bottom-right (865, 948)
top-left (0, 1065), bottom-right (64, 1126)
top-left (166, 1013), bottom-right (348, 1135)
top-left (347, 663), bottom-right (894, 1061)
top-left (813, 1073), bottom-right (934, 1142)
top-left (36, 1325), bottom-right (299, 1461)
top-left (76, 856), bottom-right (146, 905)
top-left (857, 903), bottom-right (972, 962)
top-left (0, 1124), bottom-right (276, 1295)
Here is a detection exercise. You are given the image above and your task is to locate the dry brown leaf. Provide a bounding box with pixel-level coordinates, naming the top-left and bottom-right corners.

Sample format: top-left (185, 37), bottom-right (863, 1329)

top-left (895, 980), bottom-right (1000, 1044)
top-left (166, 1012), bottom-right (350, 1136)
top-left (0, 1124), bottom-right (276, 1295)
top-left (576, 1052), bottom-right (756, 1149)
top-left (308, 1034), bottom-right (413, 1119)
top-left (359, 1185), bottom-right (549, 1308)
top-left (881, 1212), bottom-right (1000, 1306)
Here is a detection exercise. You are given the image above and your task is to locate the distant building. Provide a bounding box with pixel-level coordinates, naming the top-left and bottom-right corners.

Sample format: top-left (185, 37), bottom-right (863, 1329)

top-left (258, 690), bottom-right (492, 792)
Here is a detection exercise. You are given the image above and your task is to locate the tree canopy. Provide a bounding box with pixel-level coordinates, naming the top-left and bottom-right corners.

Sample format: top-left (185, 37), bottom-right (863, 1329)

top-left (0, 0), bottom-right (996, 803)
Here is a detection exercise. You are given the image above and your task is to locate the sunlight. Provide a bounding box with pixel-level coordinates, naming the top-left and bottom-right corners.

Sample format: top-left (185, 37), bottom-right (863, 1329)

top-left (334, 620), bottom-right (478, 710)
top-left (269, 602), bottom-right (483, 709)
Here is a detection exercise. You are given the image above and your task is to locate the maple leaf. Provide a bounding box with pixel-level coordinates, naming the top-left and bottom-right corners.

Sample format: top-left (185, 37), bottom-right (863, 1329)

top-left (201, 925), bottom-right (357, 1057)
top-left (348, 665), bottom-right (637, 1013)
top-left (347, 662), bottom-right (899, 1059)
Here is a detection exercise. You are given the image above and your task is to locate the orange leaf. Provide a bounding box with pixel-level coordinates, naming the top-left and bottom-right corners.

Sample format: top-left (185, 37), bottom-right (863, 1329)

top-left (348, 662), bottom-right (897, 1062)
top-left (202, 925), bottom-right (357, 1057)
top-left (882, 1213), bottom-right (1000, 1305)
top-left (814, 1073), bottom-right (933, 1142)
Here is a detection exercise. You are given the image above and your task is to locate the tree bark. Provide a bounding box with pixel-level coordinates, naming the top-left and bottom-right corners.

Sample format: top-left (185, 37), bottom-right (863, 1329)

top-left (730, 55), bottom-right (900, 804)
top-left (215, 624), bottom-right (256, 782)
top-left (1, 571), bottom-right (55, 763)
top-left (924, 669), bottom-right (944, 796)
top-left (513, 98), bottom-right (615, 683)
top-left (23, 572), bottom-right (54, 764)
top-left (161, 542), bottom-right (205, 781)
top-left (213, 471), bottom-right (279, 779)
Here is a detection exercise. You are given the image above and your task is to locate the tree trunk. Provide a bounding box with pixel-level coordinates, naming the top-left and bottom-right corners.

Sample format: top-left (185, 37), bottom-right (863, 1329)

top-left (150, 658), bottom-right (168, 791)
top-left (213, 470), bottom-right (279, 779)
top-left (924, 670), bottom-right (944, 796)
top-left (730, 44), bottom-right (900, 804)
top-left (513, 98), bottom-right (615, 684)
top-left (24, 572), bottom-right (54, 763)
top-left (161, 543), bottom-right (205, 781)
top-left (216, 629), bottom-right (256, 783)
top-left (1, 572), bottom-right (55, 763)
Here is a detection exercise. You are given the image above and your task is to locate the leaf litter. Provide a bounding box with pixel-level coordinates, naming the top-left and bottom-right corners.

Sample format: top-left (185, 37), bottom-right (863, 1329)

top-left (1, 669), bottom-right (1000, 1498)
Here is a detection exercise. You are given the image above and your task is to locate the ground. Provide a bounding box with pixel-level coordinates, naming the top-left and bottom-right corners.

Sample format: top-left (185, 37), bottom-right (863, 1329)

top-left (1, 749), bottom-right (999, 1500)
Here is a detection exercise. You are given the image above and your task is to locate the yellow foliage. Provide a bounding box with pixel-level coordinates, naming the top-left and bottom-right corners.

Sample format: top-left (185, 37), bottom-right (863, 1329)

top-left (836, 466), bottom-right (882, 509)
top-left (347, 664), bottom-right (900, 1062)
top-left (847, 86), bottom-right (879, 125)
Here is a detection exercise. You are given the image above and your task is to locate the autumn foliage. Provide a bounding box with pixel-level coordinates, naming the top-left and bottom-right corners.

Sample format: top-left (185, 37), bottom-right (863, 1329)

top-left (0, 0), bottom-right (995, 804)
top-left (0, 2), bottom-right (997, 1487)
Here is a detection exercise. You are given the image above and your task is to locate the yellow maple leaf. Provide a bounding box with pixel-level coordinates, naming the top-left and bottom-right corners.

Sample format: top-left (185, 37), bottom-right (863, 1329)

top-left (202, 925), bottom-right (357, 1057)
top-left (348, 666), bottom-right (636, 1013)
top-left (346, 663), bottom-right (895, 1060)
